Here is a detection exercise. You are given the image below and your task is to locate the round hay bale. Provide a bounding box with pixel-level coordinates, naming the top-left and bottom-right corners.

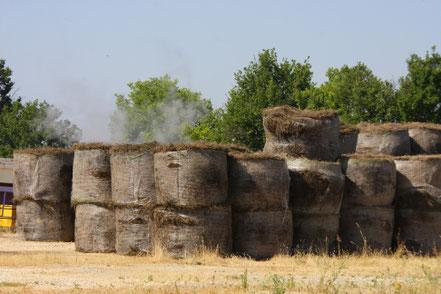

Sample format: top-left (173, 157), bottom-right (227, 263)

top-left (16, 200), bottom-right (74, 241)
top-left (395, 186), bottom-right (441, 211)
top-left (110, 143), bottom-right (156, 206)
top-left (74, 203), bottom-right (115, 253)
top-left (72, 143), bottom-right (112, 203)
top-left (233, 210), bottom-right (292, 260)
top-left (339, 206), bottom-right (394, 251)
top-left (394, 156), bottom-right (441, 193)
top-left (115, 206), bottom-right (153, 255)
top-left (13, 149), bottom-right (73, 203)
top-left (287, 158), bottom-right (345, 215)
top-left (153, 206), bottom-right (232, 258)
top-left (154, 145), bottom-right (228, 207)
top-left (292, 214), bottom-right (340, 252)
top-left (340, 123), bottom-right (359, 155)
top-left (228, 152), bottom-right (289, 212)
top-left (408, 124), bottom-right (441, 155)
top-left (356, 124), bottom-right (410, 155)
top-left (262, 106), bottom-right (341, 161)
top-left (341, 156), bottom-right (396, 207)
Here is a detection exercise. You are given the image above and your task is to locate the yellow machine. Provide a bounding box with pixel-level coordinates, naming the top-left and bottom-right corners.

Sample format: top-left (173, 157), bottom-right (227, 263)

top-left (0, 158), bottom-right (15, 229)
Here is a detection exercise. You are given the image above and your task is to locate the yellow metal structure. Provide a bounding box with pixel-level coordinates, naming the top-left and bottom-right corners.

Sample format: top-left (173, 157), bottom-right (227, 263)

top-left (0, 205), bottom-right (16, 228)
top-left (0, 158), bottom-right (15, 229)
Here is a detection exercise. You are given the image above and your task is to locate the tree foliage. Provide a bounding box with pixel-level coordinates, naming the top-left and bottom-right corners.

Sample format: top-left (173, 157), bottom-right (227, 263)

top-left (397, 46), bottom-right (441, 123)
top-left (0, 59), bottom-right (14, 111)
top-left (110, 75), bottom-right (211, 143)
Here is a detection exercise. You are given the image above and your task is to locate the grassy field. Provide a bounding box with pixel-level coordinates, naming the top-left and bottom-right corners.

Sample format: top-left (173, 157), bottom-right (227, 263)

top-left (0, 233), bottom-right (440, 293)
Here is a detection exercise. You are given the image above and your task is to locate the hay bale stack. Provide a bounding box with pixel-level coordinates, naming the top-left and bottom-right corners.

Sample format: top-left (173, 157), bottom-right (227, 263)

top-left (287, 158), bottom-right (345, 252)
top-left (339, 155), bottom-right (396, 251)
top-left (340, 123), bottom-right (359, 155)
top-left (110, 143), bottom-right (157, 255)
top-left (356, 123), bottom-right (410, 156)
top-left (228, 152), bottom-right (292, 259)
top-left (394, 156), bottom-right (441, 254)
top-left (153, 143), bottom-right (236, 257)
top-left (72, 143), bottom-right (115, 253)
top-left (153, 206), bottom-right (232, 258)
top-left (407, 123), bottom-right (441, 155)
top-left (13, 148), bottom-right (74, 241)
top-left (262, 106), bottom-right (341, 161)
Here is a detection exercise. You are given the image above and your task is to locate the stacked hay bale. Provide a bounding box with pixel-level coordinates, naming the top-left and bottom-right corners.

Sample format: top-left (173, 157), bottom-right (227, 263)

top-left (406, 123), bottom-right (441, 155)
top-left (13, 148), bottom-right (74, 241)
top-left (394, 156), bottom-right (441, 254)
top-left (356, 123), bottom-right (410, 156)
top-left (262, 105), bottom-right (341, 161)
top-left (287, 158), bottom-right (345, 252)
top-left (72, 143), bottom-right (114, 253)
top-left (339, 155), bottom-right (396, 252)
top-left (228, 152), bottom-right (292, 260)
top-left (153, 142), bottom-right (235, 258)
top-left (110, 143), bottom-right (157, 255)
top-left (340, 123), bottom-right (359, 154)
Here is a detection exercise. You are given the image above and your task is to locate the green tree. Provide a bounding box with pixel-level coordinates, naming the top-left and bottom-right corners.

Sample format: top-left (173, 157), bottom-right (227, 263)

top-left (218, 49), bottom-right (314, 150)
top-left (0, 59), bottom-right (14, 110)
top-left (0, 100), bottom-right (82, 158)
top-left (311, 62), bottom-right (398, 124)
top-left (397, 46), bottom-right (441, 123)
top-left (110, 75), bottom-right (211, 143)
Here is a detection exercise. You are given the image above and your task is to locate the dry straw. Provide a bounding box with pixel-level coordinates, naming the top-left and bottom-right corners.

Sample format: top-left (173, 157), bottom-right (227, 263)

top-left (72, 142), bottom-right (112, 150)
top-left (153, 141), bottom-right (250, 154)
top-left (339, 122), bottom-right (360, 135)
top-left (14, 147), bottom-right (73, 156)
top-left (227, 151), bottom-right (285, 161)
top-left (110, 142), bottom-right (158, 154)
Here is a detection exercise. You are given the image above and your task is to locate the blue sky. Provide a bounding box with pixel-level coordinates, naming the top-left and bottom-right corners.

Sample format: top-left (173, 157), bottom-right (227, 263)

top-left (1, 0), bottom-right (440, 141)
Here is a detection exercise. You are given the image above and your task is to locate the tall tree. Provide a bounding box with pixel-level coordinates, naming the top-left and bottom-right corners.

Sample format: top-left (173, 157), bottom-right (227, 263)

top-left (397, 46), bottom-right (441, 123)
top-left (312, 62), bottom-right (398, 124)
top-left (0, 59), bottom-right (14, 110)
top-left (220, 49), bottom-right (314, 150)
top-left (110, 75), bottom-right (211, 143)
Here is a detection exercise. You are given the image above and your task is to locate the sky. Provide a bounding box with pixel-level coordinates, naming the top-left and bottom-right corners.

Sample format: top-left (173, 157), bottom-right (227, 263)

top-left (1, 0), bottom-right (440, 141)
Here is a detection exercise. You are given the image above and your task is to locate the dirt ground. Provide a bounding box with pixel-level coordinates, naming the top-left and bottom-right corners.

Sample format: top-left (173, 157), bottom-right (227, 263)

top-left (0, 232), bottom-right (440, 293)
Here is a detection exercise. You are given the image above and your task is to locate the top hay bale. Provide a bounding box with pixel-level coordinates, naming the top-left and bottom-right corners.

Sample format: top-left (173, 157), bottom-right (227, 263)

top-left (13, 148), bottom-right (74, 203)
top-left (262, 106), bottom-right (341, 161)
top-left (72, 143), bottom-right (112, 204)
top-left (356, 123), bottom-right (410, 156)
top-left (110, 143), bottom-right (157, 206)
top-left (339, 123), bottom-right (359, 155)
top-left (154, 142), bottom-right (236, 207)
top-left (406, 123), bottom-right (441, 155)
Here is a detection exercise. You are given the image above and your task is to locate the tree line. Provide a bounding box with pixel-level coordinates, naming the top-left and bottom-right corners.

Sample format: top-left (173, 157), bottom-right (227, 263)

top-left (112, 47), bottom-right (441, 151)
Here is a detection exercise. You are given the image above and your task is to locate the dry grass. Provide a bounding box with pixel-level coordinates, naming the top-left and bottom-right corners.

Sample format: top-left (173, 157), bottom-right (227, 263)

top-left (341, 154), bottom-right (395, 162)
top-left (109, 142), bottom-right (158, 154)
top-left (153, 141), bottom-right (250, 153)
top-left (14, 147), bottom-right (73, 156)
top-left (0, 233), bottom-right (440, 293)
top-left (227, 151), bottom-right (286, 161)
top-left (393, 154), bottom-right (441, 161)
top-left (340, 122), bottom-right (360, 135)
top-left (72, 143), bottom-right (112, 151)
top-left (286, 156), bottom-right (341, 165)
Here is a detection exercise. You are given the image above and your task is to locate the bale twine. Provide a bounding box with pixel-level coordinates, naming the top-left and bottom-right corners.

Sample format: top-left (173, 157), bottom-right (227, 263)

top-left (153, 206), bottom-right (232, 258)
top-left (153, 143), bottom-right (229, 207)
top-left (228, 152), bottom-right (289, 212)
top-left (16, 200), bottom-right (74, 241)
top-left (339, 206), bottom-right (394, 251)
top-left (110, 143), bottom-right (157, 206)
top-left (356, 123), bottom-right (410, 156)
top-left (287, 158), bottom-right (345, 215)
top-left (407, 123), bottom-right (441, 155)
top-left (72, 143), bottom-right (112, 203)
top-left (13, 148), bottom-right (74, 203)
top-left (339, 123), bottom-right (359, 155)
top-left (115, 206), bottom-right (153, 255)
top-left (341, 155), bottom-right (396, 207)
top-left (233, 210), bottom-right (292, 260)
top-left (74, 203), bottom-right (115, 253)
top-left (292, 214), bottom-right (340, 252)
top-left (262, 105), bottom-right (341, 161)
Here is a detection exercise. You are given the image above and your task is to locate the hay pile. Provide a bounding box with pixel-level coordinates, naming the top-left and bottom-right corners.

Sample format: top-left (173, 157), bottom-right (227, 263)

top-left (262, 106), bottom-right (341, 161)
top-left (110, 143), bottom-right (157, 255)
top-left (13, 148), bottom-right (74, 241)
top-left (394, 156), bottom-right (441, 254)
top-left (287, 158), bottom-right (345, 252)
top-left (339, 155), bottom-right (396, 251)
top-left (340, 123), bottom-right (359, 154)
top-left (356, 123), bottom-right (410, 156)
top-left (152, 143), bottom-right (232, 257)
top-left (72, 143), bottom-right (115, 253)
top-left (228, 152), bottom-right (292, 259)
